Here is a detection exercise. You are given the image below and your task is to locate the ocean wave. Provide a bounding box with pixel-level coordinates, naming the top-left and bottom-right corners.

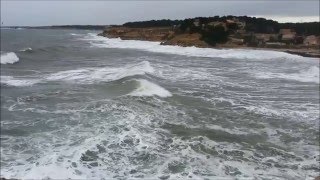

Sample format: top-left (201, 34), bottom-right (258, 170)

top-left (46, 60), bottom-right (154, 83)
top-left (19, 47), bottom-right (33, 52)
top-left (82, 33), bottom-right (312, 60)
top-left (70, 33), bottom-right (82, 36)
top-left (1, 52), bottom-right (19, 64)
top-left (255, 66), bottom-right (320, 83)
top-left (1, 61), bottom-right (154, 87)
top-left (128, 79), bottom-right (172, 97)
top-left (1, 76), bottom-right (40, 87)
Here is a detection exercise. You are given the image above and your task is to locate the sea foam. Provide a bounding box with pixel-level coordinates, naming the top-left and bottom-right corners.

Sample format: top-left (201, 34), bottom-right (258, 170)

top-left (46, 60), bottom-right (154, 83)
top-left (1, 61), bottom-right (155, 87)
top-left (1, 52), bottom-right (19, 64)
top-left (82, 33), bottom-right (313, 60)
top-left (19, 47), bottom-right (33, 52)
top-left (129, 79), bottom-right (172, 97)
top-left (255, 66), bottom-right (320, 83)
top-left (1, 76), bottom-right (40, 87)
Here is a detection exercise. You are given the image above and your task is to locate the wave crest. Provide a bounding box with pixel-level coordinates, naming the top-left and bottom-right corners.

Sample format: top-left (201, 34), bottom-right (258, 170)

top-left (46, 60), bottom-right (154, 83)
top-left (1, 61), bottom-right (154, 87)
top-left (1, 52), bottom-right (19, 64)
top-left (19, 47), bottom-right (33, 52)
top-left (129, 79), bottom-right (172, 97)
top-left (255, 66), bottom-right (319, 83)
top-left (1, 76), bottom-right (40, 87)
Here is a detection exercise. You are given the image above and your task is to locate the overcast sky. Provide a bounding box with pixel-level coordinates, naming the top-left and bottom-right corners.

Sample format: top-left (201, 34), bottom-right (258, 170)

top-left (1, 1), bottom-right (319, 26)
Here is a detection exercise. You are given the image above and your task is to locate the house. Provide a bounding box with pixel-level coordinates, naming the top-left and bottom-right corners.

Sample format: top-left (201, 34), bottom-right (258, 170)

top-left (226, 18), bottom-right (246, 30)
top-left (229, 37), bottom-right (244, 45)
top-left (282, 33), bottom-right (296, 41)
top-left (279, 29), bottom-right (294, 35)
top-left (255, 33), bottom-right (272, 42)
top-left (279, 29), bottom-right (296, 44)
top-left (266, 42), bottom-right (286, 46)
top-left (208, 21), bottom-right (222, 27)
top-left (193, 19), bottom-right (200, 27)
top-left (304, 35), bottom-right (320, 46)
top-left (237, 21), bottom-right (246, 30)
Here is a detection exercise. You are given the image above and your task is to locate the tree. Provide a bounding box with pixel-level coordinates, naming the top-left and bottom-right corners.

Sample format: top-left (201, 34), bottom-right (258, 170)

top-left (201, 25), bottom-right (229, 46)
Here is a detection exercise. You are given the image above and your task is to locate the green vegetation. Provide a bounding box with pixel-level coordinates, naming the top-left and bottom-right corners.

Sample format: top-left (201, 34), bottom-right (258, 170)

top-left (121, 16), bottom-right (319, 46)
top-left (279, 22), bottom-right (320, 35)
top-left (200, 25), bottom-right (229, 45)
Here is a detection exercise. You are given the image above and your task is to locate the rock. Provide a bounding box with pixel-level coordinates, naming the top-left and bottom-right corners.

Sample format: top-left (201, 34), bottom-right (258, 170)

top-left (129, 169), bottom-right (137, 174)
top-left (159, 175), bottom-right (170, 180)
top-left (80, 150), bottom-right (99, 162)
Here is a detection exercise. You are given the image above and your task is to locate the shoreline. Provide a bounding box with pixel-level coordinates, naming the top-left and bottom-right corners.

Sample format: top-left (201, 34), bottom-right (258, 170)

top-left (99, 26), bottom-right (320, 59)
top-left (214, 46), bottom-right (320, 58)
top-left (99, 34), bottom-right (320, 59)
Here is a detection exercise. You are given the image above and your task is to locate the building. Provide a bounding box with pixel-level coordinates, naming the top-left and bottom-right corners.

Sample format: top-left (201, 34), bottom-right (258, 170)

top-left (279, 29), bottom-right (294, 35)
top-left (279, 29), bottom-right (296, 44)
top-left (255, 34), bottom-right (273, 42)
top-left (304, 35), bottom-right (320, 46)
top-left (226, 18), bottom-right (246, 30)
top-left (193, 19), bottom-right (200, 27)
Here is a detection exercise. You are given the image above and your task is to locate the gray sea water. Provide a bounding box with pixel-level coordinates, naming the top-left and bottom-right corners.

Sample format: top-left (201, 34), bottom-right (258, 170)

top-left (1, 29), bottom-right (319, 179)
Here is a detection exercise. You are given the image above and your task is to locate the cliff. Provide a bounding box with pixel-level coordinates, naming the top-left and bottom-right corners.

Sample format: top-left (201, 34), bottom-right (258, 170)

top-left (99, 26), bottom-right (173, 42)
top-left (99, 26), bottom-right (211, 48)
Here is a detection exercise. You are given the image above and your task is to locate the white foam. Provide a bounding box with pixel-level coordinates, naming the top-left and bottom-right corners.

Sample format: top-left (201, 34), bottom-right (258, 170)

top-left (1, 76), bottom-right (40, 87)
top-left (21, 164), bottom-right (84, 179)
top-left (19, 47), bottom-right (32, 52)
top-left (129, 79), bottom-right (172, 97)
top-left (70, 33), bottom-right (82, 36)
top-left (1, 61), bottom-right (154, 87)
top-left (255, 66), bottom-right (320, 83)
top-left (1, 52), bottom-right (19, 64)
top-left (46, 60), bottom-right (154, 83)
top-left (82, 33), bottom-right (312, 60)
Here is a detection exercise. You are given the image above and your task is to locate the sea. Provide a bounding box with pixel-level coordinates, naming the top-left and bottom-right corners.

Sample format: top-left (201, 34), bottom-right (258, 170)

top-left (1, 28), bottom-right (319, 179)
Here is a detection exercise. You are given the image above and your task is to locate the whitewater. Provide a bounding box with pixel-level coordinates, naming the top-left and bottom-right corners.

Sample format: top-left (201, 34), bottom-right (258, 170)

top-left (1, 29), bottom-right (319, 180)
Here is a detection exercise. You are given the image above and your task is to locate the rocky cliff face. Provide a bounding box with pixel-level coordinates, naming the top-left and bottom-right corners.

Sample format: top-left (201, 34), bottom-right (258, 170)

top-left (99, 26), bottom-right (173, 42)
top-left (99, 26), bottom-right (210, 47)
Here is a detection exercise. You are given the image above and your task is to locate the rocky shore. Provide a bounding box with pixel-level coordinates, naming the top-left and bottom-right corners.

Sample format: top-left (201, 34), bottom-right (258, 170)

top-left (99, 26), bottom-right (320, 58)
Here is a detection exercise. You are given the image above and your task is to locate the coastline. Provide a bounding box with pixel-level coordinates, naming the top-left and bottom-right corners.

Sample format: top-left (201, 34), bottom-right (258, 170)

top-left (99, 26), bottom-right (320, 59)
top-left (215, 46), bottom-right (320, 58)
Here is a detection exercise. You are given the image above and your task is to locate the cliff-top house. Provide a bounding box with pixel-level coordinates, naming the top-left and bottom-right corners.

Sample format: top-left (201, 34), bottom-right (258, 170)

top-left (279, 29), bottom-right (296, 44)
top-left (304, 35), bottom-right (320, 46)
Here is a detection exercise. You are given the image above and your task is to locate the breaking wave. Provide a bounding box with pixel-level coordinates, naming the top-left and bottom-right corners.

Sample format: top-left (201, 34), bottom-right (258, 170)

top-left (70, 33), bottom-right (82, 36)
top-left (1, 52), bottom-right (19, 64)
top-left (129, 79), bottom-right (172, 97)
top-left (46, 60), bottom-right (154, 83)
top-left (255, 66), bottom-right (320, 83)
top-left (1, 76), bottom-right (40, 87)
top-left (1, 61), bottom-right (155, 87)
top-left (19, 47), bottom-right (33, 52)
top-left (82, 33), bottom-right (312, 60)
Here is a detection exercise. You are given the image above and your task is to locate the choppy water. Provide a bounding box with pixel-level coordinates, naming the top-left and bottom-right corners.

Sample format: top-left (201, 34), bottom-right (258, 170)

top-left (1, 29), bottom-right (319, 179)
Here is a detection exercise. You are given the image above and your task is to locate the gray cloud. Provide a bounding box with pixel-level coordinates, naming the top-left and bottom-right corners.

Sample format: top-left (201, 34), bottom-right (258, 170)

top-left (1, 1), bottom-right (319, 26)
